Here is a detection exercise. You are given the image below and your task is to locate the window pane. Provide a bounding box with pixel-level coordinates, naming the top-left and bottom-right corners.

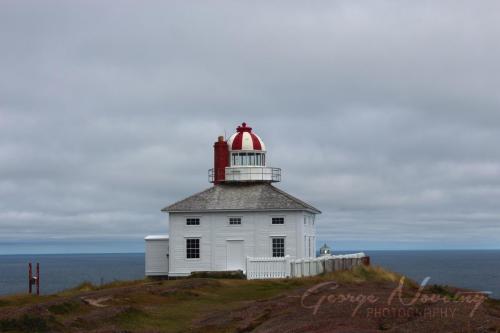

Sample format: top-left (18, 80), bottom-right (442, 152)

top-left (186, 218), bottom-right (200, 225)
top-left (249, 153), bottom-right (255, 165)
top-left (272, 217), bottom-right (284, 225)
top-left (272, 238), bottom-right (285, 257)
top-left (229, 217), bottom-right (241, 225)
top-left (186, 238), bottom-right (200, 258)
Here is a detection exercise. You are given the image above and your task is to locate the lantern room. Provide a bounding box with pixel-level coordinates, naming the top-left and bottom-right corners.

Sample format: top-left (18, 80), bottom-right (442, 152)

top-left (209, 122), bottom-right (281, 184)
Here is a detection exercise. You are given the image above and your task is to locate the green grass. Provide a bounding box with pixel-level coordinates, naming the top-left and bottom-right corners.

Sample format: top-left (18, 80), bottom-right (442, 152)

top-left (0, 294), bottom-right (56, 308)
top-left (0, 266), bottom-right (415, 333)
top-left (0, 314), bottom-right (56, 333)
top-left (48, 301), bottom-right (81, 315)
top-left (109, 267), bottom-right (404, 332)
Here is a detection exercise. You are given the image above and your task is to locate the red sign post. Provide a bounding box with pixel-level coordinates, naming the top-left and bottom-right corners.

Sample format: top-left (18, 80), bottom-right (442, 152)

top-left (28, 262), bottom-right (40, 295)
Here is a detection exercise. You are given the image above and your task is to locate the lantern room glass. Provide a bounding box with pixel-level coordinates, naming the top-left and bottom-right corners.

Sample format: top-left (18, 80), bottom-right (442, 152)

top-left (230, 152), bottom-right (266, 166)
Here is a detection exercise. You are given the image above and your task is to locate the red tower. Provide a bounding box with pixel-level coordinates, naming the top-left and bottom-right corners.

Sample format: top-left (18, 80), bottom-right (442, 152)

top-left (213, 135), bottom-right (229, 185)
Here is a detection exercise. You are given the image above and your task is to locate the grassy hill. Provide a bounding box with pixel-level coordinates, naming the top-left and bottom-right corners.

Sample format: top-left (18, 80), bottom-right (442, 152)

top-left (0, 266), bottom-right (499, 332)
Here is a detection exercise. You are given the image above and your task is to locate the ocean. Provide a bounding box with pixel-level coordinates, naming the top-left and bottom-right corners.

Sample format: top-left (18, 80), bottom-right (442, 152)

top-left (0, 253), bottom-right (145, 296)
top-left (368, 250), bottom-right (500, 298)
top-left (0, 250), bottom-right (499, 298)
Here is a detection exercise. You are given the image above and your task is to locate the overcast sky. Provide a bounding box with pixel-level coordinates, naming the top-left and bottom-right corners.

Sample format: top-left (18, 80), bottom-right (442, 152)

top-left (1, 1), bottom-right (499, 254)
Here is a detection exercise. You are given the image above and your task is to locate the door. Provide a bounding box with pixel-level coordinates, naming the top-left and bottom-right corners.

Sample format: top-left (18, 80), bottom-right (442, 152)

top-left (145, 239), bottom-right (169, 276)
top-left (226, 240), bottom-right (245, 271)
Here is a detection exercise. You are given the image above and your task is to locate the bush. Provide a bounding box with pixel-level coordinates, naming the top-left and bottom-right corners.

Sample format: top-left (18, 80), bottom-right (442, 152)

top-left (0, 314), bottom-right (53, 332)
top-left (189, 270), bottom-right (245, 279)
top-left (48, 301), bottom-right (80, 315)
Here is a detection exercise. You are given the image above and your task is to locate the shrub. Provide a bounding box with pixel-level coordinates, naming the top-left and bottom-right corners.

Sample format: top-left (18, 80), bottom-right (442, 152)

top-left (0, 314), bottom-right (53, 332)
top-left (189, 270), bottom-right (245, 279)
top-left (48, 301), bottom-right (80, 315)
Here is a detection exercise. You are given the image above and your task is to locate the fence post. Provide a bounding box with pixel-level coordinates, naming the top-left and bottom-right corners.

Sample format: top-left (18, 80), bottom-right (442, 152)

top-left (361, 256), bottom-right (370, 266)
top-left (285, 255), bottom-right (291, 278)
top-left (28, 263), bottom-right (32, 294)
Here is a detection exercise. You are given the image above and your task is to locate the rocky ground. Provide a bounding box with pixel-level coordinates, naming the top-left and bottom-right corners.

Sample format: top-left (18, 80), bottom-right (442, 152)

top-left (0, 266), bottom-right (499, 332)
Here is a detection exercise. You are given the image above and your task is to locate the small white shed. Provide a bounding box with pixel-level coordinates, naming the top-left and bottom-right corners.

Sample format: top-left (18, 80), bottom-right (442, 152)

top-left (144, 235), bottom-right (169, 276)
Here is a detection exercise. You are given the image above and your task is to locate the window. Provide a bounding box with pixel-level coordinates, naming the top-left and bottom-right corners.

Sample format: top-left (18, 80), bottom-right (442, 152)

top-left (272, 217), bottom-right (284, 225)
top-left (272, 238), bottom-right (285, 257)
top-left (229, 217), bottom-right (242, 225)
top-left (186, 238), bottom-right (200, 259)
top-left (186, 218), bottom-right (200, 225)
top-left (231, 152), bottom-right (266, 166)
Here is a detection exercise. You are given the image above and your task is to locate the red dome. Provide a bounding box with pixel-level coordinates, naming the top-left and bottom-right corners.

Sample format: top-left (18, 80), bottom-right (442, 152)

top-left (227, 123), bottom-right (266, 151)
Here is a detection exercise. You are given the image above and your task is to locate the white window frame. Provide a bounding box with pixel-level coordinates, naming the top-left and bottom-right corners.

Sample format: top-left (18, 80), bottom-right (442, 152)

top-left (186, 217), bottom-right (201, 226)
top-left (228, 216), bottom-right (242, 226)
top-left (271, 236), bottom-right (285, 257)
top-left (185, 237), bottom-right (200, 260)
top-left (271, 216), bottom-right (285, 225)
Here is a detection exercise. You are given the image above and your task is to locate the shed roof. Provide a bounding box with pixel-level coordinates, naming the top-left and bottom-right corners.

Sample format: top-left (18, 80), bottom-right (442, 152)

top-left (144, 235), bottom-right (169, 240)
top-left (162, 183), bottom-right (321, 214)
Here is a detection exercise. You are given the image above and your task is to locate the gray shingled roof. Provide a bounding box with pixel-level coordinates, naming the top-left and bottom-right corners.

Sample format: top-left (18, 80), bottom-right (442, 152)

top-left (162, 183), bottom-right (321, 213)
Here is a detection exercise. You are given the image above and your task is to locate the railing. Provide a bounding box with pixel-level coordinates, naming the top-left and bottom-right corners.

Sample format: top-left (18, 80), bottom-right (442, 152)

top-left (208, 167), bottom-right (281, 183)
top-left (246, 253), bottom-right (367, 280)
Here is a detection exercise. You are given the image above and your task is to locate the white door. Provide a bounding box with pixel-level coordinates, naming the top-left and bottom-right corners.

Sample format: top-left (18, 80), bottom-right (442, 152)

top-left (226, 240), bottom-right (244, 271)
top-left (145, 240), bottom-right (169, 275)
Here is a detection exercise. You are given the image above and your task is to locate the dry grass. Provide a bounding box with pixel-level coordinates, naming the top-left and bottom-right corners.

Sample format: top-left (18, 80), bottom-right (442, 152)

top-left (0, 266), bottom-right (419, 333)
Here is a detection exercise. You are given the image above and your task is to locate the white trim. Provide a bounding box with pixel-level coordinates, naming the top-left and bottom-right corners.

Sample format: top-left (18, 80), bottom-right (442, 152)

top-left (185, 237), bottom-right (201, 260)
top-left (270, 216), bottom-right (285, 225)
top-left (144, 235), bottom-right (169, 240)
top-left (185, 216), bottom-right (201, 226)
top-left (270, 236), bottom-right (286, 258)
top-left (166, 208), bottom-right (321, 214)
top-left (228, 216), bottom-right (243, 226)
top-left (168, 272), bottom-right (191, 277)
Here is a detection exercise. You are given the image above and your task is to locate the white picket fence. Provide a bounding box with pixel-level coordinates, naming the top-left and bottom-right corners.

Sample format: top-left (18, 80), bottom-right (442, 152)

top-left (246, 253), bottom-right (367, 280)
top-left (246, 256), bottom-right (291, 279)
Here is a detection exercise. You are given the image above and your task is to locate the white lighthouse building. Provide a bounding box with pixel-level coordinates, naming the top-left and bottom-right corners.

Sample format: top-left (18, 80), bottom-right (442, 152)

top-left (145, 122), bottom-right (321, 277)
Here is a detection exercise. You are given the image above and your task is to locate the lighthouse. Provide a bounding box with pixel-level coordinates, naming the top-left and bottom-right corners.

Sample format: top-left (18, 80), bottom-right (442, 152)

top-left (210, 122), bottom-right (280, 184)
top-left (145, 122), bottom-right (321, 277)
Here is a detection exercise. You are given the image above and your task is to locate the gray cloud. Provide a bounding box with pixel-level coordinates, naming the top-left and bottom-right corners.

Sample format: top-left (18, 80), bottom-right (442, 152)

top-left (1, 0), bottom-right (499, 252)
